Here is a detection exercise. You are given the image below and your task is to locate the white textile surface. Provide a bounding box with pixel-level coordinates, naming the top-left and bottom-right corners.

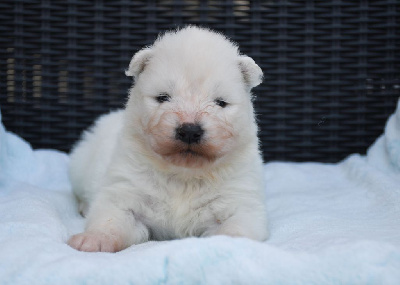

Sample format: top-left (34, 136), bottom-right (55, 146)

top-left (1, 100), bottom-right (399, 284)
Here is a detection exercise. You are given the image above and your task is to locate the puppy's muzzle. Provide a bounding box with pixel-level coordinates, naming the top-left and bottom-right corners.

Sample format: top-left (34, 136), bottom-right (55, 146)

top-left (175, 123), bottom-right (204, 144)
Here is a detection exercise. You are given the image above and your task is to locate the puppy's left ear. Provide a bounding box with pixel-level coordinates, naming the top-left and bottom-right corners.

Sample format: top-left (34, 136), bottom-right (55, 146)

top-left (238, 56), bottom-right (263, 89)
top-left (125, 47), bottom-right (153, 78)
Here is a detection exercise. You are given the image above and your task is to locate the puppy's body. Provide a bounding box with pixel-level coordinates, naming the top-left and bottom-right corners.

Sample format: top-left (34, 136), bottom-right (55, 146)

top-left (68, 27), bottom-right (268, 252)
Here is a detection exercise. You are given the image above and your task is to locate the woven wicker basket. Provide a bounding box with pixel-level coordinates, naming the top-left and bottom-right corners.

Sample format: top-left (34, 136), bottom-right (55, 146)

top-left (0, 0), bottom-right (398, 162)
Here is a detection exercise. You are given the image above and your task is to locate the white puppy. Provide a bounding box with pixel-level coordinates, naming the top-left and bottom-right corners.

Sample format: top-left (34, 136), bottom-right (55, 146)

top-left (67, 26), bottom-right (268, 252)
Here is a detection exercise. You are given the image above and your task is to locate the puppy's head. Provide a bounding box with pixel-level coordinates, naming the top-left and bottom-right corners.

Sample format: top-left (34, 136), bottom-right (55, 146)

top-left (125, 26), bottom-right (263, 170)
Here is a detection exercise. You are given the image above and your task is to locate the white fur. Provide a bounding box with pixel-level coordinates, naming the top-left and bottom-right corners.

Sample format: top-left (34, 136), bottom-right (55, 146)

top-left (68, 26), bottom-right (268, 252)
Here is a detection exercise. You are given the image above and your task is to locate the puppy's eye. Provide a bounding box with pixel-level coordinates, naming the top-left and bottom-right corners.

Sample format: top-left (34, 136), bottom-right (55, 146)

top-left (215, 98), bottom-right (228, 108)
top-left (155, 93), bottom-right (171, 103)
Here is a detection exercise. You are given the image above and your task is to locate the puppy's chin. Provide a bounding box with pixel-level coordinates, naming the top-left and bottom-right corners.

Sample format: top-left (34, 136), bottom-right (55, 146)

top-left (152, 141), bottom-right (218, 169)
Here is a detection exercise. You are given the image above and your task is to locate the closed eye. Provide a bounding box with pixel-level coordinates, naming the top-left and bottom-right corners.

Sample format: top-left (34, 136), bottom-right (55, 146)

top-left (155, 93), bottom-right (171, 103)
top-left (215, 98), bottom-right (228, 108)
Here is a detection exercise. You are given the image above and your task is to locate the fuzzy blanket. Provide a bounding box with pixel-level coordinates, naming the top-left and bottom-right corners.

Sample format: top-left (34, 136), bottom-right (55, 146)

top-left (1, 100), bottom-right (399, 284)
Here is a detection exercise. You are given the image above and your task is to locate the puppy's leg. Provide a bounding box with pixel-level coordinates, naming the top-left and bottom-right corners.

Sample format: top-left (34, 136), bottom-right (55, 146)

top-left (68, 192), bottom-right (149, 252)
top-left (212, 210), bottom-right (269, 242)
top-left (77, 199), bottom-right (89, 217)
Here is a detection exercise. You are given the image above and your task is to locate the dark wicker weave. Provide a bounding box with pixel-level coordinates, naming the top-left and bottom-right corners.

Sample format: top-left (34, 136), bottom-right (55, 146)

top-left (0, 1), bottom-right (398, 162)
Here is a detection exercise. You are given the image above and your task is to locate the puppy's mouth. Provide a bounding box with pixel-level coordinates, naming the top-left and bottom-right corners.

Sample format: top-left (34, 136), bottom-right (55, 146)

top-left (154, 143), bottom-right (218, 168)
top-left (181, 149), bottom-right (200, 156)
top-left (175, 145), bottom-right (216, 161)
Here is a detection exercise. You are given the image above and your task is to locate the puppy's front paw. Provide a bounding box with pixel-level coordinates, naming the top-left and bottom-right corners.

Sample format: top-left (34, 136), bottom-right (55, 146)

top-left (216, 226), bottom-right (247, 238)
top-left (67, 231), bottom-right (122, 252)
top-left (216, 221), bottom-right (268, 241)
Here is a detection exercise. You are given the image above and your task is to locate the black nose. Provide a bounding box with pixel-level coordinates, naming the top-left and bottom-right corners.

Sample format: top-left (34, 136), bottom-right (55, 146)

top-left (176, 123), bottom-right (204, 144)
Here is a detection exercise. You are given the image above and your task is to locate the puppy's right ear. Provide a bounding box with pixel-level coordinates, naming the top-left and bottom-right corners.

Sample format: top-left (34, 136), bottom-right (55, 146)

top-left (125, 47), bottom-right (153, 78)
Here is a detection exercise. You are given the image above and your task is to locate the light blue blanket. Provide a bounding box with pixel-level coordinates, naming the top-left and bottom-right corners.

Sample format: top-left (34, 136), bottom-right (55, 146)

top-left (1, 101), bottom-right (400, 284)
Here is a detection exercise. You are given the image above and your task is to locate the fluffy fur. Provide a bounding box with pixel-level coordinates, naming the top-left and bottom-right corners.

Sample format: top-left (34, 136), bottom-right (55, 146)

top-left (67, 26), bottom-right (268, 252)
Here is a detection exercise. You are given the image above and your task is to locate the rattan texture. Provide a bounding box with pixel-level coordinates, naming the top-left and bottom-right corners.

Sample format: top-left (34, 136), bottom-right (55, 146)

top-left (0, 1), bottom-right (399, 162)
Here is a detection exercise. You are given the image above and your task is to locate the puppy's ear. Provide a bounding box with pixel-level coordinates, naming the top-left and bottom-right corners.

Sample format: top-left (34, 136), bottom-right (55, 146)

top-left (125, 47), bottom-right (153, 78)
top-left (238, 56), bottom-right (263, 89)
